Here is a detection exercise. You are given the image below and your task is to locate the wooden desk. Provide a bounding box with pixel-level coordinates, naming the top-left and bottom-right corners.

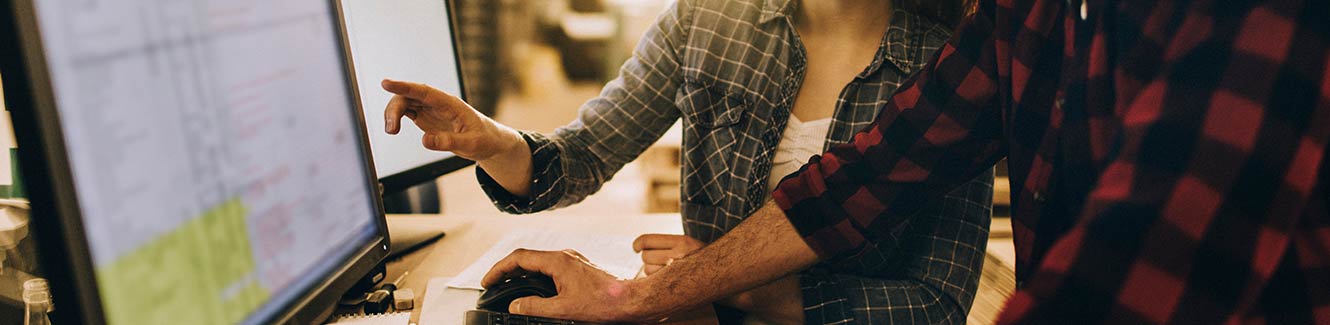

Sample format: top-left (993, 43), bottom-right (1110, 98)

top-left (381, 213), bottom-right (685, 324)
top-left (377, 212), bottom-right (1014, 324)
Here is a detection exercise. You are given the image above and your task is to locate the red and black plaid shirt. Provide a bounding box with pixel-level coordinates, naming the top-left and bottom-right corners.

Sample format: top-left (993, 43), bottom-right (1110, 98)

top-left (772, 0), bottom-right (1330, 323)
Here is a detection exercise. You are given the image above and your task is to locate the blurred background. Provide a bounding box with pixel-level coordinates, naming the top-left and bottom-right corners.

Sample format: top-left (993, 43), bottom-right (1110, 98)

top-left (435, 0), bottom-right (677, 217)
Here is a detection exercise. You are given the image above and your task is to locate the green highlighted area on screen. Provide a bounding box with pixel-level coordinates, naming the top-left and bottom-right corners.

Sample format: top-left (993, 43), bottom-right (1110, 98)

top-left (96, 199), bottom-right (268, 325)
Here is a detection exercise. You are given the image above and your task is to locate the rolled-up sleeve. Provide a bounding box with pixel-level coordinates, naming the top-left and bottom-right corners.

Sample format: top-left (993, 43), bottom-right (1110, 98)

top-left (477, 131), bottom-right (565, 213)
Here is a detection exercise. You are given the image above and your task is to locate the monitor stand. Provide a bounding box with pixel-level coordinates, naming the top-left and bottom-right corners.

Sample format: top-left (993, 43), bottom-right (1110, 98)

top-left (330, 216), bottom-right (444, 320)
top-left (386, 215), bottom-right (447, 258)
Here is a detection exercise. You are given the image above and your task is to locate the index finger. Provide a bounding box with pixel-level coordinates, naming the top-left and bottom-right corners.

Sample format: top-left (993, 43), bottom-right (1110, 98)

top-left (481, 249), bottom-right (565, 288)
top-left (381, 79), bottom-right (459, 108)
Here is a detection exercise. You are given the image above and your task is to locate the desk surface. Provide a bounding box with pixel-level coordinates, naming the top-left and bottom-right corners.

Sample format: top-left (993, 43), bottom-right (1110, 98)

top-left (382, 212), bottom-right (685, 324)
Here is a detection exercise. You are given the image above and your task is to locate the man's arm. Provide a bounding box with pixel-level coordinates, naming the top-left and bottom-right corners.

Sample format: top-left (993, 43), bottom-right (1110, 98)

top-left (632, 203), bottom-right (820, 319)
top-left (480, 203), bottom-right (816, 323)
top-left (633, 234), bottom-right (805, 323)
top-left (636, 171), bottom-right (993, 324)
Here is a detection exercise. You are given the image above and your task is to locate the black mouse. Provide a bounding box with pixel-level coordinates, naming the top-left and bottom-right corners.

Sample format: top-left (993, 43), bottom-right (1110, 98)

top-left (477, 273), bottom-right (558, 313)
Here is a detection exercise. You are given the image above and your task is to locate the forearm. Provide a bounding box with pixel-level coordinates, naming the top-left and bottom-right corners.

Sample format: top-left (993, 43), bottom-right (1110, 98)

top-left (476, 127), bottom-right (535, 197)
top-left (627, 202), bottom-right (819, 320)
top-left (719, 275), bottom-right (803, 324)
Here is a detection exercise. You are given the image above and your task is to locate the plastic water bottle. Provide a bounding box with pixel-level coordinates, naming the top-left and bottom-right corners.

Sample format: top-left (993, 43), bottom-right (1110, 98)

top-left (23, 278), bottom-right (51, 325)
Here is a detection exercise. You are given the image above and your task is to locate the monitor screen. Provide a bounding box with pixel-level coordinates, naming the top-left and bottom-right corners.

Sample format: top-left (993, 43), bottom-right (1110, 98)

top-left (340, 0), bottom-right (469, 189)
top-left (22, 0), bottom-right (384, 323)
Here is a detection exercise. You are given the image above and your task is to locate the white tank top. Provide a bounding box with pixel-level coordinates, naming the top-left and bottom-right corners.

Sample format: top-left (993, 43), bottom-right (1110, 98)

top-left (765, 115), bottom-right (833, 198)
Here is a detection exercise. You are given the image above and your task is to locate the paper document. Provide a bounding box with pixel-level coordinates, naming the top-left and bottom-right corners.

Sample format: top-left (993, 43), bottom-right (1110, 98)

top-left (420, 277), bottom-right (480, 325)
top-left (448, 229), bottom-right (642, 290)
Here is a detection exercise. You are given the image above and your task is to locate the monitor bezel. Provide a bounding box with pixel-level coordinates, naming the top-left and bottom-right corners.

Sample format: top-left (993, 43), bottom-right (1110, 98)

top-left (340, 0), bottom-right (477, 195)
top-left (0, 0), bottom-right (393, 323)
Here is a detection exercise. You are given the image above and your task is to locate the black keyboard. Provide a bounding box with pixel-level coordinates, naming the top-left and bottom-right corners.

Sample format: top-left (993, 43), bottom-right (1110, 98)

top-left (464, 310), bottom-right (602, 325)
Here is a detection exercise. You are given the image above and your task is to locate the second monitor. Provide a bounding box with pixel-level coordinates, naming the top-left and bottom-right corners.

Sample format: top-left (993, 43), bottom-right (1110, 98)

top-left (340, 0), bottom-right (474, 193)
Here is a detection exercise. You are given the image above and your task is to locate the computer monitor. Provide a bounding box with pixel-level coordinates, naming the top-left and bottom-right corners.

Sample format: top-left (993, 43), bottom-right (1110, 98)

top-left (0, 0), bottom-right (390, 324)
top-left (340, 0), bottom-right (475, 194)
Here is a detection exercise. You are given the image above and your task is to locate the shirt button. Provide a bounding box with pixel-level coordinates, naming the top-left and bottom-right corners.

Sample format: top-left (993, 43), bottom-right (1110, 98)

top-left (1055, 97), bottom-right (1066, 110)
top-left (1033, 191), bottom-right (1048, 204)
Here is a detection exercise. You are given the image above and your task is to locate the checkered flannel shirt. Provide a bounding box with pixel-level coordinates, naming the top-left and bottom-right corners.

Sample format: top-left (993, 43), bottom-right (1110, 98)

top-left (477, 0), bottom-right (995, 323)
top-left (773, 0), bottom-right (1330, 323)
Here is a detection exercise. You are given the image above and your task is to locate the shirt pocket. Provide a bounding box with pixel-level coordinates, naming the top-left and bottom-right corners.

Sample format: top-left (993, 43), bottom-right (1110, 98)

top-left (677, 81), bottom-right (750, 206)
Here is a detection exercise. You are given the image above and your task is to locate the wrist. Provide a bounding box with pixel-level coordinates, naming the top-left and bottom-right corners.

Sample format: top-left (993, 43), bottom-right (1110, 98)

top-left (475, 127), bottom-right (528, 173)
top-left (619, 277), bottom-right (667, 322)
top-left (488, 127), bottom-right (528, 163)
top-left (474, 126), bottom-right (536, 197)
